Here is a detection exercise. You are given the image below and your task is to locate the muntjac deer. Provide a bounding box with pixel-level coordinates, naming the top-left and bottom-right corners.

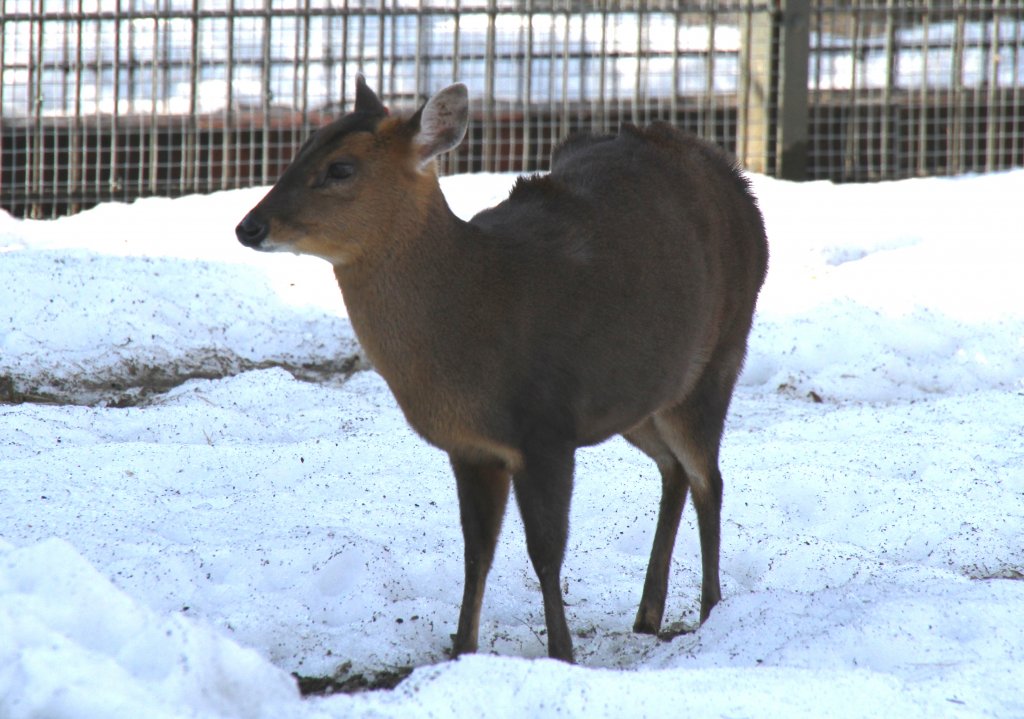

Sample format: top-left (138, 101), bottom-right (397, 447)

top-left (236, 77), bottom-right (768, 663)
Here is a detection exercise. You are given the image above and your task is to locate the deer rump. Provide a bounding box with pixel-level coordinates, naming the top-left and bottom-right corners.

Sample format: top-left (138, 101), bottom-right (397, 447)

top-left (237, 79), bottom-right (768, 664)
top-left (463, 124), bottom-right (766, 450)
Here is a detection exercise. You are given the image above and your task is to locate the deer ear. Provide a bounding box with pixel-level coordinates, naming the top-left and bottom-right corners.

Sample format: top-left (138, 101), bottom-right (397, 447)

top-left (354, 74), bottom-right (387, 116)
top-left (410, 83), bottom-right (468, 168)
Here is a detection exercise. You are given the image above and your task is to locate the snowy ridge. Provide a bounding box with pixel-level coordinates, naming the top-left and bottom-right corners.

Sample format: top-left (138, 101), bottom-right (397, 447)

top-left (1, 191), bottom-right (361, 404)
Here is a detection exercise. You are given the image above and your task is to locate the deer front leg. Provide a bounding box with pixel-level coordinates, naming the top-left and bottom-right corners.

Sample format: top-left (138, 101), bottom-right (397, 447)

top-left (512, 442), bottom-right (576, 662)
top-left (451, 457), bottom-right (511, 657)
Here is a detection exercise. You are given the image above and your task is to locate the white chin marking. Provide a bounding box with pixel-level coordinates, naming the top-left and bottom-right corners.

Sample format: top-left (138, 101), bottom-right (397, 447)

top-left (259, 238), bottom-right (296, 254)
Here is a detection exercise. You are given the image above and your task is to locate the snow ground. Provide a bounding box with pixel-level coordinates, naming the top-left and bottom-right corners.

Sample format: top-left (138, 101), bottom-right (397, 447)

top-left (1, 168), bottom-right (1023, 718)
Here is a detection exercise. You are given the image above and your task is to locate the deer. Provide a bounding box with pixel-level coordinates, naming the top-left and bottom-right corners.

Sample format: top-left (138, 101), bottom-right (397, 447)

top-left (236, 76), bottom-right (768, 663)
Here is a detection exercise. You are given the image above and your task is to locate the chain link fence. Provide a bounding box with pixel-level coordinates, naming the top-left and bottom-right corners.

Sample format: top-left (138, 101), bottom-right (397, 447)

top-left (2, 0), bottom-right (1022, 218)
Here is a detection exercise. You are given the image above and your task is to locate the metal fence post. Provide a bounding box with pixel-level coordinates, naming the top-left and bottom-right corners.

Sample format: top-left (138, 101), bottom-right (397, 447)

top-left (778, 0), bottom-right (809, 180)
top-left (739, 0), bottom-right (809, 180)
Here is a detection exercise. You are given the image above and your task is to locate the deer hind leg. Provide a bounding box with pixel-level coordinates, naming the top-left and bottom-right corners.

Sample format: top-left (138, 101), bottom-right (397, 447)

top-left (450, 457), bottom-right (511, 657)
top-left (624, 419), bottom-right (689, 635)
top-left (512, 441), bottom-right (576, 662)
top-left (653, 362), bottom-right (740, 624)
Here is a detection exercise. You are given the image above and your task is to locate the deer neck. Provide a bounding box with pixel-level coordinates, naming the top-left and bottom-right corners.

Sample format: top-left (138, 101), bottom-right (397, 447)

top-left (333, 186), bottom-right (483, 386)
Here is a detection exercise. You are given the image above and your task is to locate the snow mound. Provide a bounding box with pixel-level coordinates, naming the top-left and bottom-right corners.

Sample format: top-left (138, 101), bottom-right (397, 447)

top-left (0, 538), bottom-right (299, 719)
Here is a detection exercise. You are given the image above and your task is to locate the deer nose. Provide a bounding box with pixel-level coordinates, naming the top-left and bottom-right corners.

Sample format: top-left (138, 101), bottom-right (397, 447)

top-left (236, 213), bottom-right (269, 247)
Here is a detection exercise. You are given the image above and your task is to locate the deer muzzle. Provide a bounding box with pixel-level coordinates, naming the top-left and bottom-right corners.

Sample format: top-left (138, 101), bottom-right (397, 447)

top-left (236, 212), bottom-right (269, 248)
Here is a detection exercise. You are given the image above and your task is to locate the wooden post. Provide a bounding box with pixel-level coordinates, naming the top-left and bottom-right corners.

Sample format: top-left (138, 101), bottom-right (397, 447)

top-left (739, 0), bottom-right (809, 180)
top-left (738, 2), bottom-right (773, 175)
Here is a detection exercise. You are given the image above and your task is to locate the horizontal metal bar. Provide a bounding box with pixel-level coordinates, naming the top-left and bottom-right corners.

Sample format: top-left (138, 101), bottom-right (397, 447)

top-left (0, 4), bottom-right (775, 23)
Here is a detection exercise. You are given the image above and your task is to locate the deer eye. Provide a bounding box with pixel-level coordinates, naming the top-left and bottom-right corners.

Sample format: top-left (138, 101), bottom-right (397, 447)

top-left (325, 161), bottom-right (356, 182)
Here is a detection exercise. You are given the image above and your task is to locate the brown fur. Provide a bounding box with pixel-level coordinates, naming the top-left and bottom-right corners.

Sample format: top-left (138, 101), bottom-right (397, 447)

top-left (237, 77), bottom-right (768, 663)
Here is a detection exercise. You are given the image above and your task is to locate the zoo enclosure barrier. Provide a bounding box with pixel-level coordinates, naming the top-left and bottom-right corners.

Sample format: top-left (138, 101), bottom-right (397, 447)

top-left (1, 0), bottom-right (1022, 218)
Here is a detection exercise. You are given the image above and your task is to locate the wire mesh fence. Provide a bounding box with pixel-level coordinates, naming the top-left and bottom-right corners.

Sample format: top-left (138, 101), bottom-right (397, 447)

top-left (809, 0), bottom-right (1024, 180)
top-left (1, 0), bottom-right (1022, 218)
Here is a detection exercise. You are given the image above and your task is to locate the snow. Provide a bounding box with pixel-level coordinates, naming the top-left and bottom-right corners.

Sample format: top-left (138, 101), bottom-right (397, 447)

top-left (2, 167), bottom-right (1023, 718)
